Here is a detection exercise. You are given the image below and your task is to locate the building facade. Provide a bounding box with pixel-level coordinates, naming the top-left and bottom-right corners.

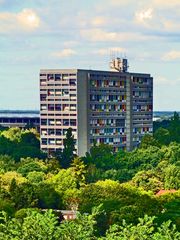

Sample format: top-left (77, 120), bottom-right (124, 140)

top-left (0, 111), bottom-right (39, 130)
top-left (40, 60), bottom-right (153, 156)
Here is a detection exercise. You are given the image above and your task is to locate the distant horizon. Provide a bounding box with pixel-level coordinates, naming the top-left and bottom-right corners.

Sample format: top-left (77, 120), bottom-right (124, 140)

top-left (0, 109), bottom-right (180, 113)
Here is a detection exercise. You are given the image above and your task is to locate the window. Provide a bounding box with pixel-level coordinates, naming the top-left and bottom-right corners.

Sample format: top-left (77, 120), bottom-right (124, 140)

top-left (41, 119), bottom-right (47, 125)
top-left (42, 138), bottom-right (47, 145)
top-left (56, 129), bottom-right (62, 135)
top-left (48, 104), bottom-right (54, 111)
top-left (41, 104), bottom-right (47, 111)
top-left (47, 74), bottom-right (54, 81)
top-left (55, 74), bottom-right (61, 80)
top-left (49, 119), bottom-right (55, 126)
top-left (63, 119), bottom-right (69, 126)
top-left (49, 129), bottom-right (55, 135)
top-left (55, 104), bottom-right (61, 111)
top-left (70, 119), bottom-right (76, 126)
top-left (69, 79), bottom-right (76, 86)
top-left (40, 94), bottom-right (46, 101)
top-left (49, 139), bottom-right (55, 145)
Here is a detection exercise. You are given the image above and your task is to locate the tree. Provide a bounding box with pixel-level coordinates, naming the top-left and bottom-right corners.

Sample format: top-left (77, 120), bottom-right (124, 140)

top-left (169, 112), bottom-right (180, 143)
top-left (17, 160), bottom-right (47, 177)
top-left (20, 132), bottom-right (40, 148)
top-left (156, 192), bottom-right (180, 230)
top-left (0, 155), bottom-right (16, 173)
top-left (71, 157), bottom-right (87, 187)
top-left (154, 128), bottom-right (170, 145)
top-left (101, 215), bottom-right (180, 240)
top-left (83, 144), bottom-right (115, 170)
top-left (164, 165), bottom-right (180, 190)
top-left (79, 180), bottom-right (161, 226)
top-left (56, 128), bottom-right (76, 168)
top-left (36, 183), bottom-right (62, 209)
top-left (132, 170), bottom-right (163, 193)
top-left (140, 134), bottom-right (160, 149)
top-left (0, 210), bottom-right (61, 240)
top-left (9, 180), bottom-right (38, 209)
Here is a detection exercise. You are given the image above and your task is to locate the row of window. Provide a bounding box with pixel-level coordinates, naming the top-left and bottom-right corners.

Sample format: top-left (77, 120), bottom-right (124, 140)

top-left (40, 73), bottom-right (76, 79)
top-left (41, 128), bottom-right (77, 136)
top-left (90, 128), bottom-right (125, 136)
top-left (41, 138), bottom-right (77, 146)
top-left (41, 104), bottom-right (76, 111)
top-left (90, 119), bottom-right (125, 127)
top-left (90, 104), bottom-right (126, 112)
top-left (133, 91), bottom-right (152, 98)
top-left (41, 119), bottom-right (76, 126)
top-left (133, 127), bottom-right (152, 134)
top-left (90, 94), bottom-right (126, 102)
top-left (90, 74), bottom-right (126, 80)
top-left (133, 105), bottom-right (152, 112)
top-left (132, 77), bottom-right (151, 85)
top-left (90, 136), bottom-right (126, 144)
top-left (90, 80), bottom-right (125, 88)
top-left (40, 79), bottom-right (76, 86)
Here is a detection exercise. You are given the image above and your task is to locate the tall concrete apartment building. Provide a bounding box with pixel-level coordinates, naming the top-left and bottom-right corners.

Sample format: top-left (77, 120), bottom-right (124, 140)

top-left (40, 58), bottom-right (153, 156)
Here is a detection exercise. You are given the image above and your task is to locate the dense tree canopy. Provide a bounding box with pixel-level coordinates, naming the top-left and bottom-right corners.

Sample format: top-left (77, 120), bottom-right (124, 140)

top-left (0, 117), bottom-right (179, 237)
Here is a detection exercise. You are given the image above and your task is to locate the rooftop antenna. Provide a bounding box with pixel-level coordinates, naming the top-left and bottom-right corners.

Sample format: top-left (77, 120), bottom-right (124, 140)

top-left (109, 51), bottom-right (129, 72)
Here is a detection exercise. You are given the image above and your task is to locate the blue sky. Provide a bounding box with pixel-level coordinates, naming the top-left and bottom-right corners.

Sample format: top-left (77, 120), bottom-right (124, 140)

top-left (0, 0), bottom-right (180, 110)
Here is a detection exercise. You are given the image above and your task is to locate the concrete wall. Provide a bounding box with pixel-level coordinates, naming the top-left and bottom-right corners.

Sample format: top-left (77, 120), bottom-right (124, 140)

top-left (77, 70), bottom-right (88, 156)
top-left (126, 74), bottom-right (133, 151)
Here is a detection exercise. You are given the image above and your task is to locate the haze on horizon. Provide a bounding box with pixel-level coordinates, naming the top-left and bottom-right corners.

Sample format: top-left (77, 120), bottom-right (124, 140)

top-left (0, 0), bottom-right (180, 111)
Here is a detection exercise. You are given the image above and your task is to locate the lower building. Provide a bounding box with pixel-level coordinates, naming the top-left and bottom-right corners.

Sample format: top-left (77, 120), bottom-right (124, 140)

top-left (0, 111), bottom-right (39, 131)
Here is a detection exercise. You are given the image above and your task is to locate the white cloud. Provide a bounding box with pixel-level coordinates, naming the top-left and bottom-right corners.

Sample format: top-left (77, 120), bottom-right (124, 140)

top-left (80, 28), bottom-right (153, 42)
top-left (135, 8), bottom-right (153, 24)
top-left (162, 50), bottom-right (180, 61)
top-left (63, 41), bottom-right (78, 48)
top-left (152, 0), bottom-right (180, 8)
top-left (0, 9), bottom-right (40, 33)
top-left (91, 16), bottom-right (107, 27)
top-left (94, 47), bottom-right (126, 56)
top-left (155, 76), bottom-right (180, 86)
top-left (17, 9), bottom-right (40, 29)
top-left (162, 20), bottom-right (180, 32)
top-left (109, 0), bottom-right (134, 6)
top-left (52, 49), bottom-right (77, 58)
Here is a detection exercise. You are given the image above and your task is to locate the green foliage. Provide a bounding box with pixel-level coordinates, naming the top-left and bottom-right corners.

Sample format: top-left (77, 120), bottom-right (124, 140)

top-left (156, 192), bottom-right (180, 230)
top-left (27, 171), bottom-right (45, 183)
top-left (1, 127), bottom-right (22, 142)
top-left (71, 157), bottom-right (87, 187)
top-left (0, 210), bottom-right (179, 239)
top-left (154, 128), bottom-right (170, 145)
top-left (0, 125), bottom-right (179, 237)
top-left (17, 159), bottom-right (47, 177)
top-left (56, 128), bottom-right (76, 168)
top-left (9, 180), bottom-right (38, 209)
top-left (0, 210), bottom-right (61, 240)
top-left (154, 112), bottom-right (180, 145)
top-left (101, 215), bottom-right (180, 240)
top-left (0, 208), bottom-right (98, 240)
top-left (164, 164), bottom-right (180, 190)
top-left (36, 183), bottom-right (62, 209)
top-left (140, 134), bottom-right (160, 149)
top-left (132, 170), bottom-right (163, 193)
top-left (47, 168), bottom-right (78, 194)
top-left (0, 127), bottom-right (46, 161)
top-left (0, 155), bottom-right (16, 173)
top-left (79, 180), bottom-right (161, 226)
top-left (83, 143), bottom-right (114, 170)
